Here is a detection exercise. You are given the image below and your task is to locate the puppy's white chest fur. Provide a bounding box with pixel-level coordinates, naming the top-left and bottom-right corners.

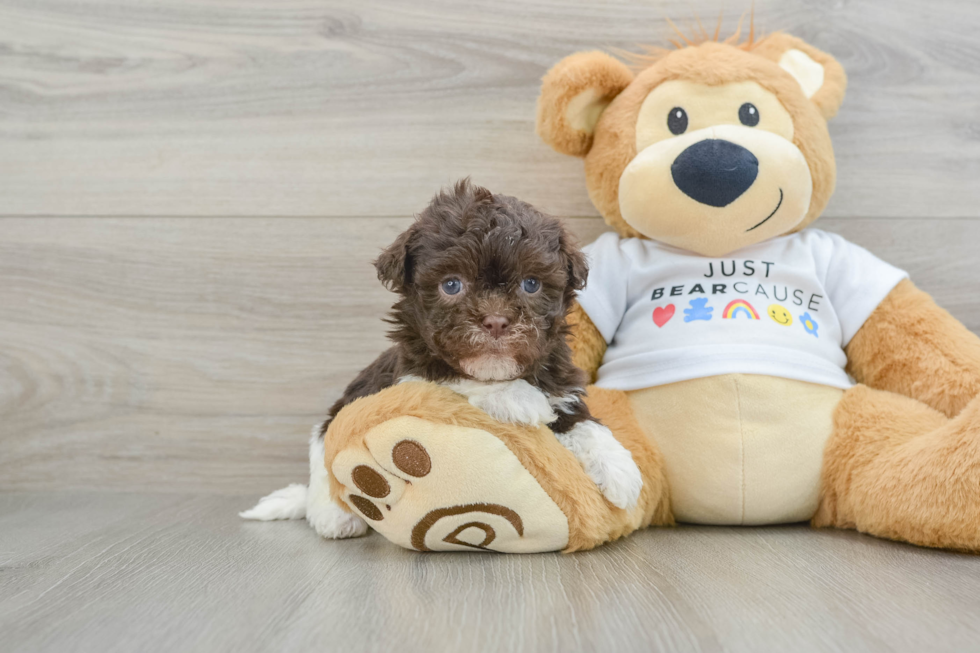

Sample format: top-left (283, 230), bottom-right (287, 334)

top-left (446, 378), bottom-right (558, 427)
top-left (400, 375), bottom-right (556, 426)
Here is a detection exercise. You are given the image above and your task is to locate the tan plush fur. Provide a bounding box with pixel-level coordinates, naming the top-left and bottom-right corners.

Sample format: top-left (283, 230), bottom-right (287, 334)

top-left (324, 381), bottom-right (670, 552)
top-left (566, 302), bottom-right (607, 383)
top-left (846, 279), bottom-right (980, 419)
top-left (814, 278), bottom-right (980, 550)
top-left (536, 51), bottom-right (634, 158)
top-left (751, 32), bottom-right (847, 120)
top-left (815, 385), bottom-right (980, 551)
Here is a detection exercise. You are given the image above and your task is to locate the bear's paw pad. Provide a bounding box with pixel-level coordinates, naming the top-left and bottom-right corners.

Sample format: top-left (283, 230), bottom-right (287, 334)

top-left (331, 416), bottom-right (570, 553)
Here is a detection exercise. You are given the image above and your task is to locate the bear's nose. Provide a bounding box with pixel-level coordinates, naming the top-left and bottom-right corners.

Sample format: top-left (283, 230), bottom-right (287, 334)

top-left (671, 139), bottom-right (759, 207)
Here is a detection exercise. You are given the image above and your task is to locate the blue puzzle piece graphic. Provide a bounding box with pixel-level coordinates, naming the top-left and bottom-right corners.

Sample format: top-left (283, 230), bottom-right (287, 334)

top-left (684, 298), bottom-right (713, 322)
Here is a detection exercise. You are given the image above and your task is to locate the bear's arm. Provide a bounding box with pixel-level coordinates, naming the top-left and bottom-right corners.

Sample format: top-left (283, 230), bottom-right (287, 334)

top-left (567, 302), bottom-right (607, 383)
top-left (845, 278), bottom-right (980, 418)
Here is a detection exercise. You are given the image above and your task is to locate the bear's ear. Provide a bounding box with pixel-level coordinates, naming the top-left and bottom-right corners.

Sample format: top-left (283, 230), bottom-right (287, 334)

top-left (537, 51), bottom-right (634, 158)
top-left (753, 33), bottom-right (847, 120)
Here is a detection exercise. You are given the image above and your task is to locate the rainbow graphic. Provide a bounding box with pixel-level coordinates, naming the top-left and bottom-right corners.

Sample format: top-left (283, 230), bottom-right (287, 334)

top-left (722, 299), bottom-right (760, 320)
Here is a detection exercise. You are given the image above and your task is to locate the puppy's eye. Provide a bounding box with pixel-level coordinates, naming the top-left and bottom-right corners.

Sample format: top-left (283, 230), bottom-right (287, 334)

top-left (521, 278), bottom-right (541, 294)
top-left (739, 103), bottom-right (759, 127)
top-left (667, 107), bottom-right (688, 135)
top-left (440, 278), bottom-right (462, 296)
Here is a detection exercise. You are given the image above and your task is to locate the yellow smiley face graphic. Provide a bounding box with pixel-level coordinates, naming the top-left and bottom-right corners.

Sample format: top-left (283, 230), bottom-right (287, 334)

top-left (768, 304), bottom-right (793, 326)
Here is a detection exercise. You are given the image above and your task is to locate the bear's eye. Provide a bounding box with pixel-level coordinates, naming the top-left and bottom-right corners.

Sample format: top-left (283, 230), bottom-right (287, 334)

top-left (666, 107), bottom-right (688, 135)
top-left (738, 103), bottom-right (760, 127)
top-left (440, 278), bottom-right (462, 296)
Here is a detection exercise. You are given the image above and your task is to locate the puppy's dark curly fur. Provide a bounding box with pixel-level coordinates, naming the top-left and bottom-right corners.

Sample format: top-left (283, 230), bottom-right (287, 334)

top-left (319, 179), bottom-right (595, 438)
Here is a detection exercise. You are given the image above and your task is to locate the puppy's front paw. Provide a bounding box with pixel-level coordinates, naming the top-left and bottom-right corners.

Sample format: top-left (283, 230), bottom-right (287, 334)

top-left (557, 421), bottom-right (643, 510)
top-left (450, 379), bottom-right (557, 426)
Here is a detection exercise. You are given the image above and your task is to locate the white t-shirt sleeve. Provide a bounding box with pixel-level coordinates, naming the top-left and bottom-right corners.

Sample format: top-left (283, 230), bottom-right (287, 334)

top-left (819, 232), bottom-right (908, 346)
top-left (576, 231), bottom-right (632, 343)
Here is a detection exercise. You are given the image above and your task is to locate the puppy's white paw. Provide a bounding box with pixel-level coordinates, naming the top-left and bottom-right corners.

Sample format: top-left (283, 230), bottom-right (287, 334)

top-left (556, 420), bottom-right (643, 510)
top-left (306, 498), bottom-right (369, 539)
top-left (449, 379), bottom-right (557, 426)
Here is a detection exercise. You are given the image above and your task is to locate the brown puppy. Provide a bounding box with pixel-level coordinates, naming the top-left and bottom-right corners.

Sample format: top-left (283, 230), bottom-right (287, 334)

top-left (323, 179), bottom-right (594, 432)
top-left (242, 181), bottom-right (642, 538)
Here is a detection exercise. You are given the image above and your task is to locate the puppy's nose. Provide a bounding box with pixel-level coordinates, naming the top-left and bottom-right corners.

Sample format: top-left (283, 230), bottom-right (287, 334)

top-left (671, 139), bottom-right (759, 207)
top-left (481, 315), bottom-right (510, 338)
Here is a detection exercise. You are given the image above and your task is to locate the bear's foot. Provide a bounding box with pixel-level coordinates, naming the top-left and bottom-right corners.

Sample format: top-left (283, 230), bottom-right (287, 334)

top-left (331, 415), bottom-right (571, 552)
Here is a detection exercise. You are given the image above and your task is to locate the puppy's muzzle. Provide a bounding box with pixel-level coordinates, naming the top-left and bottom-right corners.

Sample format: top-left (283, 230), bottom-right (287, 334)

top-left (481, 314), bottom-right (510, 339)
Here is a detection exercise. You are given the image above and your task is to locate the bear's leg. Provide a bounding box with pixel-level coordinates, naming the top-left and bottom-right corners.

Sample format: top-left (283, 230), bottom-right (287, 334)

top-left (323, 381), bottom-right (670, 552)
top-left (814, 385), bottom-right (980, 551)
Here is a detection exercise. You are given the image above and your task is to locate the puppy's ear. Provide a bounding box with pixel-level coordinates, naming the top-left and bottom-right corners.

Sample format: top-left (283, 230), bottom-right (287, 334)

top-left (537, 51), bottom-right (634, 158)
top-left (375, 225), bottom-right (417, 292)
top-left (559, 230), bottom-right (589, 292)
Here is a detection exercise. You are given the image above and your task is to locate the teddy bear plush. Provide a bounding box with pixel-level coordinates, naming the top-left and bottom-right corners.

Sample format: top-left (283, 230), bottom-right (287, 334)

top-left (319, 30), bottom-right (980, 553)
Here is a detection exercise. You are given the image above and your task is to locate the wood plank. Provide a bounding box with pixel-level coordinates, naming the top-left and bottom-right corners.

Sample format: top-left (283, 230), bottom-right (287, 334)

top-left (1, 492), bottom-right (979, 653)
top-left (0, 0), bottom-right (978, 218)
top-left (0, 216), bottom-right (978, 493)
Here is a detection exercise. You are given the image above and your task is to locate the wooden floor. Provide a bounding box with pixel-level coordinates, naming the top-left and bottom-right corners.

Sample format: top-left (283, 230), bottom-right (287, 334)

top-left (2, 492), bottom-right (979, 653)
top-left (2, 0), bottom-right (980, 651)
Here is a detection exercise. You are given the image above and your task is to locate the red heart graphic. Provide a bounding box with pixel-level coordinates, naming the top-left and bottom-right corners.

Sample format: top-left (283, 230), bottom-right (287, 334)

top-left (653, 304), bottom-right (675, 327)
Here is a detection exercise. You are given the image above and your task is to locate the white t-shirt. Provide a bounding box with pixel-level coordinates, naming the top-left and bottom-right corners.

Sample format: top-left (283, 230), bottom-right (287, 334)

top-left (577, 229), bottom-right (908, 391)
